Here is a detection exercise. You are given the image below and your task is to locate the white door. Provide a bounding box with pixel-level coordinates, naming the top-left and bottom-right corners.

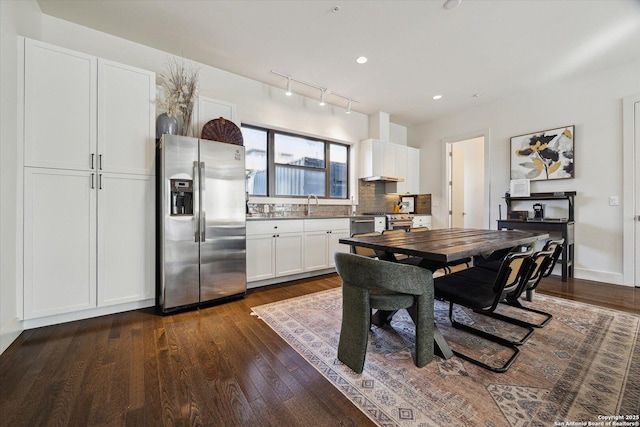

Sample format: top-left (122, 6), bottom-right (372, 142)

top-left (24, 39), bottom-right (97, 171)
top-left (448, 137), bottom-right (486, 229)
top-left (24, 168), bottom-right (97, 318)
top-left (635, 100), bottom-right (640, 286)
top-left (451, 144), bottom-right (465, 228)
top-left (97, 173), bottom-right (154, 306)
top-left (98, 59), bottom-right (156, 175)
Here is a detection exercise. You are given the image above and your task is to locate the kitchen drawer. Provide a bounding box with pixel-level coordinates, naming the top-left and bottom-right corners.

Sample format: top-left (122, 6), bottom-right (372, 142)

top-left (247, 219), bottom-right (304, 235)
top-left (304, 218), bottom-right (349, 232)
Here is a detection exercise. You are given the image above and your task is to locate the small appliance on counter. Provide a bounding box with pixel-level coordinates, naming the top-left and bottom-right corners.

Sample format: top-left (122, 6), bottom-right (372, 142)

top-left (533, 203), bottom-right (544, 219)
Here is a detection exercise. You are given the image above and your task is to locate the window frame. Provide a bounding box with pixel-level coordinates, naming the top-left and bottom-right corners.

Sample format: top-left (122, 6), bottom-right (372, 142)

top-left (242, 124), bottom-right (350, 200)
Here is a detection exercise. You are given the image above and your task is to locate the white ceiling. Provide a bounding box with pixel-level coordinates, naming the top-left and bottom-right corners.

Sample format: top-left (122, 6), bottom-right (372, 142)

top-left (36, 0), bottom-right (640, 127)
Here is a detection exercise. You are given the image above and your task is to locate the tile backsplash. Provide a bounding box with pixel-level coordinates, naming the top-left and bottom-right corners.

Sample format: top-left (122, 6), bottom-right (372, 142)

top-left (247, 181), bottom-right (431, 216)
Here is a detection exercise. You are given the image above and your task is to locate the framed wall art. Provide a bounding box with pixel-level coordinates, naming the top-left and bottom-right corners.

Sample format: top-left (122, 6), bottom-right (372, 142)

top-left (510, 125), bottom-right (574, 181)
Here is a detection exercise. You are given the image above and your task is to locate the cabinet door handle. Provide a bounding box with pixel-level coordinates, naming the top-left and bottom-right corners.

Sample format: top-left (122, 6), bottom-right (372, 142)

top-left (99, 154), bottom-right (103, 170)
top-left (91, 154), bottom-right (95, 170)
top-left (91, 173), bottom-right (95, 189)
top-left (98, 174), bottom-right (102, 190)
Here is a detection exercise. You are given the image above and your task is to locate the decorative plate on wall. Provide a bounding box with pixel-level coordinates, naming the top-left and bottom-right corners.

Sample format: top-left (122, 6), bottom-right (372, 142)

top-left (201, 117), bottom-right (244, 146)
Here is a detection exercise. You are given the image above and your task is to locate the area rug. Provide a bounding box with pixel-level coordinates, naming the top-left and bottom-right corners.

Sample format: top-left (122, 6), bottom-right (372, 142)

top-left (251, 288), bottom-right (640, 427)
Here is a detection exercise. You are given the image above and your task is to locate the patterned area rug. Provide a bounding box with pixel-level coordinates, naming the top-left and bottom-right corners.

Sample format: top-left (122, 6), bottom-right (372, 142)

top-left (251, 288), bottom-right (640, 427)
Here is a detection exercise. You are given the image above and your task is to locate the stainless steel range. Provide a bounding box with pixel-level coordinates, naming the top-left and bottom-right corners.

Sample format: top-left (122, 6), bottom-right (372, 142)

top-left (386, 213), bottom-right (414, 231)
top-left (363, 212), bottom-right (415, 231)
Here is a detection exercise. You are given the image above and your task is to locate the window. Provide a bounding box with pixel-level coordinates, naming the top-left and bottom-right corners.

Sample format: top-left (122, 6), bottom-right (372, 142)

top-left (242, 125), bottom-right (349, 199)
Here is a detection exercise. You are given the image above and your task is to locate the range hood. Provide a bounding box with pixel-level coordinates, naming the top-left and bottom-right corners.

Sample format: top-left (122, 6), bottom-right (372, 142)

top-left (361, 175), bottom-right (404, 183)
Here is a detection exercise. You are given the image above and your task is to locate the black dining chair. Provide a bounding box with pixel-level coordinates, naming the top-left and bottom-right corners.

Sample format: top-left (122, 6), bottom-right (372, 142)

top-left (476, 249), bottom-right (554, 331)
top-left (525, 238), bottom-right (564, 301)
top-left (350, 232), bottom-right (381, 258)
top-left (334, 252), bottom-right (435, 374)
top-left (433, 251), bottom-right (532, 373)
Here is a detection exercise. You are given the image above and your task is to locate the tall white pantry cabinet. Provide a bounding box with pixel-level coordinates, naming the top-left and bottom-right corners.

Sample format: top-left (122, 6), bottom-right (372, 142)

top-left (21, 39), bottom-right (156, 320)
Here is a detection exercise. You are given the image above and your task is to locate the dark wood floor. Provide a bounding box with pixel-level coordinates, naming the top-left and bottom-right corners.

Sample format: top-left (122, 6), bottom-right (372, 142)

top-left (0, 274), bottom-right (637, 427)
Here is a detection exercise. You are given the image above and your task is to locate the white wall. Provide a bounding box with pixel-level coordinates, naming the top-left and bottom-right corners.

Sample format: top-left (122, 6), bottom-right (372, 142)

top-left (0, 0), bottom-right (42, 354)
top-left (409, 59), bottom-right (640, 285)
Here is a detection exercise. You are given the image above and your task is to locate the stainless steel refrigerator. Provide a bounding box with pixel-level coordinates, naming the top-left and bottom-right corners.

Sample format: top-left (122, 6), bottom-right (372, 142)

top-left (157, 134), bottom-right (246, 313)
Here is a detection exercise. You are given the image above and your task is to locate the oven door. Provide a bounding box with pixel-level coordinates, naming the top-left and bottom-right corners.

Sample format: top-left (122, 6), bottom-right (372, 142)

top-left (388, 220), bottom-right (412, 231)
top-left (350, 217), bottom-right (375, 235)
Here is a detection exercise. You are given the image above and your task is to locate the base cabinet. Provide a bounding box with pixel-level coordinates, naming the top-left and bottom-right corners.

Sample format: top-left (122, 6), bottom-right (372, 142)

top-left (23, 169), bottom-right (155, 318)
top-left (413, 215), bottom-right (432, 229)
top-left (246, 220), bottom-right (304, 282)
top-left (303, 219), bottom-right (350, 271)
top-left (24, 168), bottom-right (97, 318)
top-left (97, 173), bottom-right (155, 306)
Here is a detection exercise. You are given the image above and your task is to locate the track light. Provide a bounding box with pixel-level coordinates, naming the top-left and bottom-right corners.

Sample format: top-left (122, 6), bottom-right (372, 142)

top-left (285, 77), bottom-right (292, 96)
top-left (271, 70), bottom-right (359, 113)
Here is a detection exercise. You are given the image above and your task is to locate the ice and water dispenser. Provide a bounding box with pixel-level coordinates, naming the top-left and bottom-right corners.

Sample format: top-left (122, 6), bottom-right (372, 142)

top-left (170, 179), bottom-right (193, 216)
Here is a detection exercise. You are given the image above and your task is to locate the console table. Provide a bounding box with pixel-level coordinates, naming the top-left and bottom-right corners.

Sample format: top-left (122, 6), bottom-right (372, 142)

top-left (497, 192), bottom-right (575, 282)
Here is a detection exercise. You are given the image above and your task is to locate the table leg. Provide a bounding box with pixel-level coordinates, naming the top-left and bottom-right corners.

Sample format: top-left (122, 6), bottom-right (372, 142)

top-left (372, 310), bottom-right (454, 360)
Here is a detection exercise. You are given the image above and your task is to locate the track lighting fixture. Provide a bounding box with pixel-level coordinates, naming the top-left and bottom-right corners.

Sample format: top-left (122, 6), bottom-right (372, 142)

top-left (271, 70), bottom-right (359, 114)
top-left (285, 77), bottom-right (292, 96)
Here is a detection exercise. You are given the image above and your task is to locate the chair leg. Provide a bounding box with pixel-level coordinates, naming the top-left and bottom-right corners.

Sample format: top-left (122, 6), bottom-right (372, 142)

top-left (504, 298), bottom-right (553, 328)
top-left (448, 302), bottom-right (520, 373)
top-left (474, 309), bottom-right (535, 346)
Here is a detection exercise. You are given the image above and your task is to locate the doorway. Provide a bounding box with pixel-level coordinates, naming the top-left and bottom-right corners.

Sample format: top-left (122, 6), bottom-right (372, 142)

top-left (446, 135), bottom-right (487, 229)
top-left (622, 94), bottom-right (640, 287)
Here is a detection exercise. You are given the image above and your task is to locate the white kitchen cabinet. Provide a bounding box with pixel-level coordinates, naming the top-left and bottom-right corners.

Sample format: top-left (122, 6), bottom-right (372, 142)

top-left (24, 39), bottom-right (97, 171)
top-left (413, 215), bottom-right (432, 229)
top-left (21, 39), bottom-right (157, 321)
top-left (246, 220), bottom-right (304, 282)
top-left (97, 173), bottom-right (155, 306)
top-left (23, 168), bottom-right (97, 319)
top-left (374, 216), bottom-right (386, 233)
top-left (23, 39), bottom-right (156, 175)
top-left (303, 218), bottom-right (350, 271)
top-left (387, 145), bottom-right (420, 195)
top-left (192, 96), bottom-right (238, 138)
top-left (98, 59), bottom-right (156, 175)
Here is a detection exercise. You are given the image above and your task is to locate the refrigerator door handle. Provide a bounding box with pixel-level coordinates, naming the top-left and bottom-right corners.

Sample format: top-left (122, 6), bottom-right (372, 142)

top-left (200, 161), bottom-right (206, 242)
top-left (193, 161), bottom-right (200, 243)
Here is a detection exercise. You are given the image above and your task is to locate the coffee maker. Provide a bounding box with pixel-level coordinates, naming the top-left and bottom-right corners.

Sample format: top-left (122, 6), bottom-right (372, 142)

top-left (533, 203), bottom-right (544, 220)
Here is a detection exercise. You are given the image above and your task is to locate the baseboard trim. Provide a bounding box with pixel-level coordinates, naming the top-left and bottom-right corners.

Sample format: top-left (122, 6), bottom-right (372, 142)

top-left (23, 299), bottom-right (155, 330)
top-left (574, 268), bottom-right (625, 286)
top-left (0, 317), bottom-right (24, 355)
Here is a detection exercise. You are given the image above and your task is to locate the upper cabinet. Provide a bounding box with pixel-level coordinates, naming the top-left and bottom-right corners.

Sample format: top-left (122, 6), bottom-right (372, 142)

top-left (24, 40), bottom-right (97, 171)
top-left (23, 39), bottom-right (156, 175)
top-left (192, 96), bottom-right (238, 139)
top-left (98, 59), bottom-right (156, 175)
top-left (358, 139), bottom-right (420, 194)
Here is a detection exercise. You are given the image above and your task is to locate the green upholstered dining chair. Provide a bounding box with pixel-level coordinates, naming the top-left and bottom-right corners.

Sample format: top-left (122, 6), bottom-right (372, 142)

top-left (433, 251), bottom-right (532, 373)
top-left (334, 252), bottom-right (435, 374)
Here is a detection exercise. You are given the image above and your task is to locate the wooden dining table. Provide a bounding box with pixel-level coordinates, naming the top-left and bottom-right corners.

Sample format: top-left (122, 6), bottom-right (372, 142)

top-left (338, 228), bottom-right (549, 359)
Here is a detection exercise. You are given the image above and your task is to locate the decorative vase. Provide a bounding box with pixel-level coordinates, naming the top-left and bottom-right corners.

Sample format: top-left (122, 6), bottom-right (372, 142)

top-left (156, 113), bottom-right (178, 139)
top-left (180, 105), bottom-right (194, 137)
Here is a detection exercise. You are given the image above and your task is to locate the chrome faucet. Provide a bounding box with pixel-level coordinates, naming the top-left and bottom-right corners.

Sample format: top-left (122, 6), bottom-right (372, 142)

top-left (307, 194), bottom-right (318, 216)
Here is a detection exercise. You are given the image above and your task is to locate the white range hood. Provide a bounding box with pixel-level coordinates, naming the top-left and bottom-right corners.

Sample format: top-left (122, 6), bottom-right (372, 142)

top-left (358, 112), bottom-right (404, 183)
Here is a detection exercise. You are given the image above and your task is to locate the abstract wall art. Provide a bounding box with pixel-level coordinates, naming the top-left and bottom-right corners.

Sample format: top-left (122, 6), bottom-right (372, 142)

top-left (510, 125), bottom-right (574, 180)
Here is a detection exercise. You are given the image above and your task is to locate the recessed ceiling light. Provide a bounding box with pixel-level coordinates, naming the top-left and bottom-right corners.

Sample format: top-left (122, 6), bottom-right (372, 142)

top-left (356, 56), bottom-right (368, 64)
top-left (443, 0), bottom-right (462, 10)
top-left (433, 95), bottom-right (443, 100)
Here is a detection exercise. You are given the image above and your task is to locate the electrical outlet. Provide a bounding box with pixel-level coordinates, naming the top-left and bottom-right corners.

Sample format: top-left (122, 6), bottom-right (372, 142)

top-left (609, 196), bottom-right (619, 206)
